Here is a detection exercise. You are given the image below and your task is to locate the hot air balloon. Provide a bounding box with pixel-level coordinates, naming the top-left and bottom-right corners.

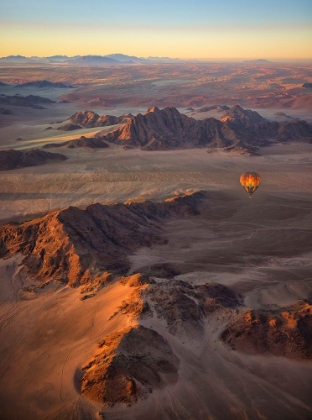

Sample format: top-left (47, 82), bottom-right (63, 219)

top-left (240, 172), bottom-right (261, 198)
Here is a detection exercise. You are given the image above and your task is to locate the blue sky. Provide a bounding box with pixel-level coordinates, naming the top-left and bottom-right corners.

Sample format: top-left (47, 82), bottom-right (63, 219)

top-left (1, 0), bottom-right (311, 24)
top-left (1, 0), bottom-right (311, 59)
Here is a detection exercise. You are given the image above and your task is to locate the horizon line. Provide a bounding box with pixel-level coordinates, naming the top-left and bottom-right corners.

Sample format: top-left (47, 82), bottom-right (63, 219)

top-left (0, 54), bottom-right (312, 62)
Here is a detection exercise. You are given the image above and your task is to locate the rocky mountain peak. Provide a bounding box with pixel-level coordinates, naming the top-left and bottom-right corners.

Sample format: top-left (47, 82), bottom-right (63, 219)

top-left (56, 105), bottom-right (312, 154)
top-left (145, 106), bottom-right (161, 114)
top-left (68, 110), bottom-right (131, 128)
top-left (69, 110), bottom-right (100, 127)
top-left (0, 192), bottom-right (204, 287)
top-left (221, 105), bottom-right (267, 124)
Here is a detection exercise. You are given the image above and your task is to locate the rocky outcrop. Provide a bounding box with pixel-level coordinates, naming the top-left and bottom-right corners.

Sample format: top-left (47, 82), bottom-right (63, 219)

top-left (148, 280), bottom-right (204, 337)
top-left (0, 94), bottom-right (55, 109)
top-left (80, 275), bottom-right (242, 406)
top-left (103, 106), bottom-right (240, 151)
top-left (55, 106), bottom-right (312, 153)
top-left (100, 106), bottom-right (312, 153)
top-left (220, 105), bottom-right (267, 125)
top-left (220, 301), bottom-right (312, 359)
top-left (197, 105), bottom-right (230, 112)
top-left (67, 110), bottom-right (133, 128)
top-left (69, 111), bottom-right (113, 127)
top-left (274, 120), bottom-right (312, 142)
top-left (0, 192), bottom-right (203, 286)
top-left (65, 136), bottom-right (108, 149)
top-left (44, 135), bottom-right (109, 149)
top-left (0, 107), bottom-right (12, 115)
top-left (79, 271), bottom-right (310, 407)
top-left (0, 148), bottom-right (66, 171)
top-left (57, 123), bottom-right (82, 131)
top-left (146, 279), bottom-right (241, 338)
top-left (17, 80), bottom-right (73, 88)
top-left (81, 326), bottom-right (179, 405)
top-left (195, 283), bottom-right (243, 315)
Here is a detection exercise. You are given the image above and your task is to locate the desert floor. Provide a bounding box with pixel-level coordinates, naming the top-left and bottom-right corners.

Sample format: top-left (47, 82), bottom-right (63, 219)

top-left (1, 141), bottom-right (312, 420)
top-left (1, 66), bottom-right (312, 419)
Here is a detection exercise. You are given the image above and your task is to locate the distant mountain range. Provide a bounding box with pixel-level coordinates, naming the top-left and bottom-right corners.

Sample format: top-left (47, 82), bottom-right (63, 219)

top-left (242, 59), bottom-right (273, 64)
top-left (0, 54), bottom-right (182, 65)
top-left (0, 55), bottom-right (277, 66)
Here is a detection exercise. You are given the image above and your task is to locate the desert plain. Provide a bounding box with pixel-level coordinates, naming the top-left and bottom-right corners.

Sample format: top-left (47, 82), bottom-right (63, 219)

top-left (0, 61), bottom-right (312, 420)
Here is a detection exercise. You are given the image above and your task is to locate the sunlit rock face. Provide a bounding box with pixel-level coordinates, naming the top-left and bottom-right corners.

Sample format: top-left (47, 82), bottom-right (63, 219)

top-left (0, 191), bottom-right (203, 286)
top-left (81, 326), bottom-right (180, 405)
top-left (221, 301), bottom-right (312, 359)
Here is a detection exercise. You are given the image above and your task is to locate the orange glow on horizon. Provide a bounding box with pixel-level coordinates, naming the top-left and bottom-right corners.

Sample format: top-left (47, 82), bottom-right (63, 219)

top-left (0, 21), bottom-right (311, 60)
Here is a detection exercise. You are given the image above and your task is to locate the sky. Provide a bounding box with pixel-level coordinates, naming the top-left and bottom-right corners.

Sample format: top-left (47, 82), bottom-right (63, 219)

top-left (0, 0), bottom-right (311, 60)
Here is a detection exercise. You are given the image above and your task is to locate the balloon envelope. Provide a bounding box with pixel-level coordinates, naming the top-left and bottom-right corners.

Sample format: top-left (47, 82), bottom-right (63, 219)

top-left (240, 172), bottom-right (261, 197)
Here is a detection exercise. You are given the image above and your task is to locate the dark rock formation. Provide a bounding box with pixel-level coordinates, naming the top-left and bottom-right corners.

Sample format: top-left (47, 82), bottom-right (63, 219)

top-left (197, 105), bottom-right (230, 112)
top-left (221, 104), bottom-right (267, 125)
top-left (148, 280), bottom-right (204, 336)
top-left (195, 283), bottom-right (242, 315)
top-left (56, 105), bottom-right (312, 153)
top-left (67, 110), bottom-right (133, 128)
top-left (0, 107), bottom-right (12, 115)
top-left (65, 136), bottom-right (108, 150)
top-left (103, 106), bottom-right (240, 151)
top-left (44, 136), bottom-right (109, 149)
top-left (0, 192), bottom-right (204, 286)
top-left (99, 106), bottom-right (312, 153)
top-left (57, 123), bottom-right (82, 131)
top-left (0, 94), bottom-right (55, 109)
top-left (0, 148), bottom-right (66, 171)
top-left (17, 80), bottom-right (73, 88)
top-left (79, 273), bottom-right (242, 406)
top-left (303, 83), bottom-right (312, 89)
top-left (81, 326), bottom-right (179, 405)
top-left (220, 300), bottom-right (312, 359)
top-left (274, 120), bottom-right (312, 142)
top-left (146, 280), bottom-right (241, 337)
top-left (274, 112), bottom-right (293, 119)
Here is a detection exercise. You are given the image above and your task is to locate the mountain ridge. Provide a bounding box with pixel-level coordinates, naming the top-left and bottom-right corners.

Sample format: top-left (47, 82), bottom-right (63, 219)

top-left (0, 192), bottom-right (203, 287)
top-left (44, 105), bottom-right (312, 153)
top-left (0, 148), bottom-right (66, 171)
top-left (99, 105), bottom-right (312, 153)
top-left (16, 80), bottom-right (73, 89)
top-left (0, 54), bottom-right (182, 65)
